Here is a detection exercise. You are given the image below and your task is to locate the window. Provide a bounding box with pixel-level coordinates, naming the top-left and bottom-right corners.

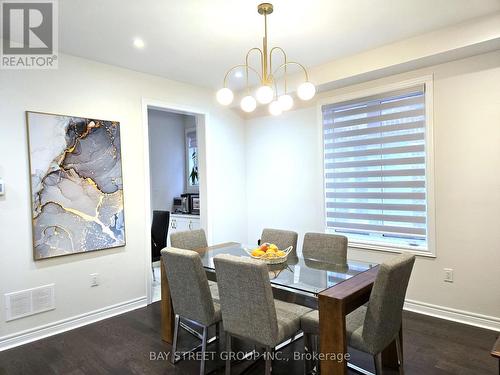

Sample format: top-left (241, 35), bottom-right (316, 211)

top-left (185, 128), bottom-right (199, 192)
top-left (322, 83), bottom-right (433, 253)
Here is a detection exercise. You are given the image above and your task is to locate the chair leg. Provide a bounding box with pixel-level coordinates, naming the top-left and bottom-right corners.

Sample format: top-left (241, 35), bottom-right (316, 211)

top-left (304, 333), bottom-right (310, 356)
top-left (225, 333), bottom-right (231, 375)
top-left (200, 326), bottom-right (208, 375)
top-left (152, 265), bottom-right (156, 281)
top-left (215, 322), bottom-right (221, 351)
top-left (304, 333), bottom-right (314, 374)
top-left (264, 346), bottom-right (272, 375)
top-left (313, 335), bottom-right (320, 373)
top-left (215, 322), bottom-right (220, 339)
top-left (395, 336), bottom-right (404, 375)
top-left (374, 352), bottom-right (383, 375)
top-left (171, 314), bottom-right (180, 364)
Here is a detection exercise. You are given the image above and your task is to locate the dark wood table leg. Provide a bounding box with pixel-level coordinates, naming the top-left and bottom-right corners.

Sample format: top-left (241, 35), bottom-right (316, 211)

top-left (317, 266), bottom-right (379, 374)
top-left (160, 258), bottom-right (175, 343)
top-left (319, 295), bottom-right (348, 375)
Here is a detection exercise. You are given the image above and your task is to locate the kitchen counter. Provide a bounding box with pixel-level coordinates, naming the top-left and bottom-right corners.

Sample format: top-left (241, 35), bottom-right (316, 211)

top-left (171, 213), bottom-right (200, 218)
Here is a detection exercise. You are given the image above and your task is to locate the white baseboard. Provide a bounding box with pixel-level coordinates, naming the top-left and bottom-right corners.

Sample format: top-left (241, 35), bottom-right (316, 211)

top-left (0, 296), bottom-right (147, 351)
top-left (404, 299), bottom-right (500, 332)
top-left (1, 296), bottom-right (497, 352)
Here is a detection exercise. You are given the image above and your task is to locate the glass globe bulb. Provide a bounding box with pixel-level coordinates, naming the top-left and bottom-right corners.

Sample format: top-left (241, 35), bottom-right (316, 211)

top-left (216, 87), bottom-right (234, 105)
top-left (278, 94), bottom-right (294, 111)
top-left (255, 85), bottom-right (274, 104)
top-left (269, 100), bottom-right (283, 116)
top-left (240, 95), bottom-right (257, 113)
top-left (297, 81), bottom-right (316, 101)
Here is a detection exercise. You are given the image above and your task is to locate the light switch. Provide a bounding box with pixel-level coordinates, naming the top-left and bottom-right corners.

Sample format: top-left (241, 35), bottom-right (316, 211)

top-left (444, 268), bottom-right (454, 283)
top-left (0, 178), bottom-right (4, 196)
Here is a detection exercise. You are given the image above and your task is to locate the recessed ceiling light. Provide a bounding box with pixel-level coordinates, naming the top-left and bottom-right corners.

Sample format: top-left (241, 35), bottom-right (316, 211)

top-left (234, 71), bottom-right (243, 78)
top-left (133, 38), bottom-right (145, 49)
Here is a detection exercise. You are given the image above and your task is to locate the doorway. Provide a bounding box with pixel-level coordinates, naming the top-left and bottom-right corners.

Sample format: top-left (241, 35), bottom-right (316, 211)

top-left (142, 99), bottom-right (209, 304)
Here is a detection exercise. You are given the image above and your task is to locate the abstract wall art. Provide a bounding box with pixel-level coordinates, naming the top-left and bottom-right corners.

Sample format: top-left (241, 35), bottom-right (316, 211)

top-left (26, 111), bottom-right (125, 260)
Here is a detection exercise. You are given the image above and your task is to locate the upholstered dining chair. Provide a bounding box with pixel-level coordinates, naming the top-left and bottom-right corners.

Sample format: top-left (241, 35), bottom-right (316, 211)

top-left (161, 248), bottom-right (222, 375)
top-left (213, 254), bottom-right (312, 375)
top-left (300, 253), bottom-right (415, 374)
top-left (260, 228), bottom-right (299, 258)
top-left (170, 229), bottom-right (208, 250)
top-left (169, 229), bottom-right (219, 298)
top-left (302, 232), bottom-right (347, 264)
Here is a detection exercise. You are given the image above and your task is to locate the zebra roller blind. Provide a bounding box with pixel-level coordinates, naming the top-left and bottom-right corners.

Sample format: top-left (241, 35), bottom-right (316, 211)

top-left (322, 85), bottom-right (428, 250)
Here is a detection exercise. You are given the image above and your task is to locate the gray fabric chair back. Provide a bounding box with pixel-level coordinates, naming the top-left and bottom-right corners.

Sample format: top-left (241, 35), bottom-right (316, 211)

top-left (170, 229), bottom-right (208, 250)
top-left (302, 232), bottom-right (347, 264)
top-left (162, 248), bottom-right (216, 326)
top-left (213, 254), bottom-right (279, 347)
top-left (261, 228), bottom-right (298, 257)
top-left (362, 253), bottom-right (415, 354)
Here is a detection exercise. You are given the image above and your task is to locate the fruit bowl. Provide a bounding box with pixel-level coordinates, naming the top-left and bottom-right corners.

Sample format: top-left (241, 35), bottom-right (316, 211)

top-left (243, 243), bottom-right (293, 264)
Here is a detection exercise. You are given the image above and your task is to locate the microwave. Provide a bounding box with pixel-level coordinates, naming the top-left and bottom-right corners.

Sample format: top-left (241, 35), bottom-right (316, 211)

top-left (176, 193), bottom-right (199, 215)
top-left (173, 196), bottom-right (189, 213)
top-left (190, 195), bottom-right (200, 215)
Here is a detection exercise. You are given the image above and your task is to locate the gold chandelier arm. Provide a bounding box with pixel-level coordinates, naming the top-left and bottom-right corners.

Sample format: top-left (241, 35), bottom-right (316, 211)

top-left (245, 48), bottom-right (264, 86)
top-left (269, 47), bottom-right (287, 74)
top-left (270, 47), bottom-right (288, 93)
top-left (272, 61), bottom-right (310, 82)
top-left (223, 63), bottom-right (262, 87)
top-left (267, 74), bottom-right (279, 100)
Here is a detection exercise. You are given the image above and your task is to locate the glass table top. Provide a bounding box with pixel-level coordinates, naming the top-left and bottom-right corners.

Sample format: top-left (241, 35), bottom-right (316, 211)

top-left (198, 243), bottom-right (378, 296)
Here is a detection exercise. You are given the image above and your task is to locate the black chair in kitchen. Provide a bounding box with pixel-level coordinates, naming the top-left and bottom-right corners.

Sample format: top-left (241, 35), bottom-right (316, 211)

top-left (151, 210), bottom-right (170, 281)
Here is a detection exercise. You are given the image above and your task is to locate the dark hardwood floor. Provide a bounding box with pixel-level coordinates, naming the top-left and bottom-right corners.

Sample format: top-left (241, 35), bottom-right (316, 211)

top-left (0, 302), bottom-right (497, 375)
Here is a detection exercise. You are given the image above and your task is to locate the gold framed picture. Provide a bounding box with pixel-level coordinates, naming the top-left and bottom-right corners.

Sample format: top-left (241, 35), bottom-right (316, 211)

top-left (26, 111), bottom-right (126, 260)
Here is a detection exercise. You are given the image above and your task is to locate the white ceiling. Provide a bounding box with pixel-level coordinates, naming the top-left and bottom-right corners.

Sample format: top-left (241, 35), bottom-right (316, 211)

top-left (59, 0), bottom-right (500, 89)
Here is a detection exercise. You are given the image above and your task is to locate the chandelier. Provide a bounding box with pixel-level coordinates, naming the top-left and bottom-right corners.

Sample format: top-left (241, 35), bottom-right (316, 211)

top-left (216, 3), bottom-right (316, 115)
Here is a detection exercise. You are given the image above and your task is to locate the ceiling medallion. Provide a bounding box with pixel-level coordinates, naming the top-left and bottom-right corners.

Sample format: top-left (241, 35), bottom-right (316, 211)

top-left (216, 3), bottom-right (316, 115)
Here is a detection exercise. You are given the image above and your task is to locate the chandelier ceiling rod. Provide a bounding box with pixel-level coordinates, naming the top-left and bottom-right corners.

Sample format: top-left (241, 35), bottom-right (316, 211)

top-left (216, 3), bottom-right (316, 115)
top-left (259, 3), bottom-right (272, 84)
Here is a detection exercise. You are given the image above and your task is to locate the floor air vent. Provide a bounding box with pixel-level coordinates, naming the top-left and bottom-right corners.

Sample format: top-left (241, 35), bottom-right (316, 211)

top-left (4, 284), bottom-right (55, 321)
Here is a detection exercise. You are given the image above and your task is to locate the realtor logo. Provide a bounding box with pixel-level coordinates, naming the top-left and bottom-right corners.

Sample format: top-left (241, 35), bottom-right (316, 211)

top-left (1, 0), bottom-right (58, 69)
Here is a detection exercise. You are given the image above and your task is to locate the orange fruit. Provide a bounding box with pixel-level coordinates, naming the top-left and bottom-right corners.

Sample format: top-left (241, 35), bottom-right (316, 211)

top-left (251, 249), bottom-right (266, 257)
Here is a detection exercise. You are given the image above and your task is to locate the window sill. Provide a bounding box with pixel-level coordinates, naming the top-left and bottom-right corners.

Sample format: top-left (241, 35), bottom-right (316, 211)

top-left (348, 241), bottom-right (436, 258)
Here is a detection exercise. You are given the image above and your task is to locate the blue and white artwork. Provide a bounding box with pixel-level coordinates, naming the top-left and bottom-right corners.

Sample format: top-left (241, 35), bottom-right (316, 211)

top-left (27, 111), bottom-right (125, 260)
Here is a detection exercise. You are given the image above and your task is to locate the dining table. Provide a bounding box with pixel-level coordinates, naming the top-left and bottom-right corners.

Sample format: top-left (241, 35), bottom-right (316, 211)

top-left (160, 242), bottom-right (402, 374)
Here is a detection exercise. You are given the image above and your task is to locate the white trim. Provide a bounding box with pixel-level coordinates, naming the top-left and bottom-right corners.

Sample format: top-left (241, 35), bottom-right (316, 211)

top-left (317, 103), bottom-right (327, 232)
top-left (404, 299), bottom-right (500, 332)
top-left (316, 75), bottom-right (434, 108)
top-left (1, 296), bottom-right (497, 352)
top-left (347, 242), bottom-right (436, 258)
top-left (0, 297), bottom-right (147, 352)
top-left (141, 98), bottom-right (211, 305)
top-left (317, 75), bottom-right (437, 257)
top-left (423, 77), bottom-right (437, 257)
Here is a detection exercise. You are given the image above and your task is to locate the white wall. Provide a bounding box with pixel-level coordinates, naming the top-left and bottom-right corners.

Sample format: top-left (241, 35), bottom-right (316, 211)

top-left (246, 51), bottom-right (500, 322)
top-left (148, 109), bottom-right (187, 212)
top-left (0, 45), bottom-right (498, 347)
top-left (246, 107), bottom-right (324, 245)
top-left (0, 53), bottom-right (247, 340)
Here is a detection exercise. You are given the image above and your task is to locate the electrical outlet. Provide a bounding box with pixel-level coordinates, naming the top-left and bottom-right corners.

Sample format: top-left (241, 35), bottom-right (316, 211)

top-left (444, 268), bottom-right (453, 283)
top-left (90, 273), bottom-right (99, 287)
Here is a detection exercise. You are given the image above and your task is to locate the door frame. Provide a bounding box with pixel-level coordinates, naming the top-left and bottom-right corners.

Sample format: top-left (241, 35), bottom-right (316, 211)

top-left (141, 98), bottom-right (211, 305)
